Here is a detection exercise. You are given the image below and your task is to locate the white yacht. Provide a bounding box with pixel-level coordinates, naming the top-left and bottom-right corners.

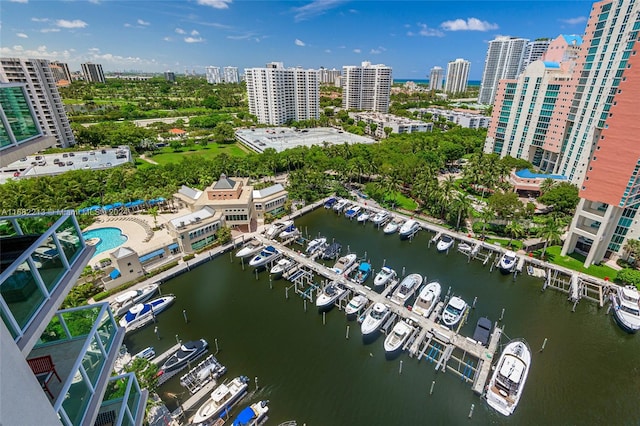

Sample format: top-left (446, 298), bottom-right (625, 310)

top-left (361, 303), bottom-right (391, 336)
top-left (356, 211), bottom-right (370, 223)
top-left (611, 285), bottom-right (640, 333)
top-left (332, 253), bottom-right (357, 275)
top-left (110, 283), bottom-right (159, 317)
top-left (278, 225), bottom-right (299, 240)
top-left (390, 273), bottom-right (423, 306)
top-left (436, 234), bottom-right (455, 252)
top-left (333, 199), bottom-right (350, 212)
top-left (119, 295), bottom-right (176, 332)
top-left (398, 219), bottom-right (420, 239)
top-left (192, 376), bottom-right (250, 425)
top-left (498, 250), bottom-right (518, 274)
top-left (248, 246), bottom-right (280, 268)
top-left (373, 266), bottom-right (397, 289)
top-left (345, 294), bottom-right (368, 318)
top-left (306, 237), bottom-right (327, 255)
top-left (371, 211), bottom-right (390, 226)
top-left (235, 240), bottom-right (263, 258)
top-left (270, 258), bottom-right (294, 278)
top-left (264, 220), bottom-right (293, 239)
top-left (383, 320), bottom-right (413, 354)
top-left (383, 218), bottom-right (403, 234)
top-left (315, 281), bottom-right (348, 311)
top-left (441, 296), bottom-right (468, 328)
top-left (486, 340), bottom-right (531, 416)
top-left (412, 281), bottom-right (441, 318)
top-left (344, 205), bottom-right (362, 219)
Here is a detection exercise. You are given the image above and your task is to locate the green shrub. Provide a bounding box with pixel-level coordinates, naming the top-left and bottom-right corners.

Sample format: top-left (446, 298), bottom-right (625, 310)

top-left (183, 254), bottom-right (195, 261)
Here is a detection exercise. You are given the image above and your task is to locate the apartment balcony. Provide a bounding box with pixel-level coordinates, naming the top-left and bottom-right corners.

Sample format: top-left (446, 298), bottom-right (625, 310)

top-left (96, 373), bottom-right (148, 426)
top-left (26, 303), bottom-right (137, 426)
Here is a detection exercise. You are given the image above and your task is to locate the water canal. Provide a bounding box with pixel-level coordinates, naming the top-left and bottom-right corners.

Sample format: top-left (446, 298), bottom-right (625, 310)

top-left (124, 207), bottom-right (640, 425)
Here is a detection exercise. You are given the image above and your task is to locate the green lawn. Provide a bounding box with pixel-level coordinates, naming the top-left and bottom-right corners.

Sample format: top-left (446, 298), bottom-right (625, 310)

top-left (536, 246), bottom-right (618, 280)
top-left (485, 238), bottom-right (523, 250)
top-left (145, 143), bottom-right (249, 165)
top-left (383, 192), bottom-right (418, 211)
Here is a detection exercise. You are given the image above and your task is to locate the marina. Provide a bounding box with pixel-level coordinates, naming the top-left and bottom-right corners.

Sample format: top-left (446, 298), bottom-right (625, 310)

top-left (124, 202), bottom-right (640, 425)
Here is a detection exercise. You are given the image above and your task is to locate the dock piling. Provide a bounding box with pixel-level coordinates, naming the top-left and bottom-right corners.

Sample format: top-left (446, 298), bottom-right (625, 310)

top-left (154, 326), bottom-right (160, 340)
top-left (304, 299), bottom-right (307, 312)
top-left (215, 338), bottom-right (219, 354)
top-left (429, 380), bottom-right (435, 395)
top-left (499, 308), bottom-right (505, 321)
top-left (468, 404), bottom-right (475, 418)
top-left (255, 268), bottom-right (259, 280)
top-left (539, 337), bottom-right (548, 352)
top-left (175, 334), bottom-right (180, 344)
top-left (323, 311), bottom-right (326, 325)
top-left (346, 325), bottom-right (350, 339)
top-left (286, 287), bottom-right (289, 299)
top-left (472, 297), bottom-right (477, 309)
top-left (399, 360), bottom-right (403, 375)
top-left (255, 376), bottom-right (259, 390)
top-left (183, 309), bottom-right (188, 324)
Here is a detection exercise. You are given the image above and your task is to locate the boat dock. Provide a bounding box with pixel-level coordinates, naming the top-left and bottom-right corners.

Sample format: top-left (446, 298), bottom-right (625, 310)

top-left (251, 234), bottom-right (503, 395)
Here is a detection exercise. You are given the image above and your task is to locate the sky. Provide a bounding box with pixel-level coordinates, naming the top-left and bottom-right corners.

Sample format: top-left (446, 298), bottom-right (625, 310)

top-left (1, 0), bottom-right (594, 79)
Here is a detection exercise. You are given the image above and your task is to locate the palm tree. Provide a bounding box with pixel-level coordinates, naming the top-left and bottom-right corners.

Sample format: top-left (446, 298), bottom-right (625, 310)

top-left (623, 238), bottom-right (640, 266)
top-left (450, 192), bottom-right (473, 230)
top-left (540, 178), bottom-right (556, 196)
top-left (479, 206), bottom-right (496, 239)
top-left (537, 216), bottom-right (563, 260)
top-left (504, 219), bottom-right (525, 248)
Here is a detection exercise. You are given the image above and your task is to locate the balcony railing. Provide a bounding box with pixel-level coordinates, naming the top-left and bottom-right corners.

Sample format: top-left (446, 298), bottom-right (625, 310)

top-left (96, 373), bottom-right (147, 426)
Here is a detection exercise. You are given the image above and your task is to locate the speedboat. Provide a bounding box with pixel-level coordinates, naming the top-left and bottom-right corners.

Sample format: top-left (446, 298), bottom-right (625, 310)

top-left (333, 199), bottom-right (350, 212)
top-left (110, 283), bottom-right (159, 317)
top-left (235, 240), bottom-right (263, 258)
top-left (361, 303), bottom-right (390, 336)
top-left (345, 205), bottom-right (362, 219)
top-left (132, 346), bottom-right (155, 361)
top-left (324, 197), bottom-right (338, 209)
top-left (610, 285), bottom-right (640, 333)
top-left (306, 237), bottom-right (327, 255)
top-left (356, 211), bottom-right (370, 223)
top-left (119, 295), bottom-right (176, 332)
top-left (264, 219), bottom-right (293, 239)
top-left (270, 258), bottom-right (294, 278)
top-left (350, 261), bottom-right (372, 284)
top-left (486, 339), bottom-right (531, 416)
top-left (332, 253), bottom-right (357, 274)
top-left (321, 241), bottom-right (342, 260)
top-left (398, 219), bottom-right (420, 239)
top-left (383, 218), bottom-right (403, 234)
top-left (436, 234), bottom-right (455, 252)
top-left (473, 317), bottom-right (493, 346)
top-left (345, 294), bottom-right (368, 318)
top-left (412, 281), bottom-right (441, 318)
top-left (441, 296), bottom-right (468, 328)
top-left (498, 250), bottom-right (518, 274)
top-left (278, 224), bottom-right (299, 239)
top-left (159, 339), bottom-right (208, 374)
top-left (249, 246), bottom-right (280, 268)
top-left (315, 281), bottom-right (348, 311)
top-left (232, 400), bottom-right (269, 426)
top-left (373, 266), bottom-right (397, 289)
top-left (390, 273), bottom-right (423, 306)
top-left (383, 320), bottom-right (413, 354)
top-left (192, 376), bottom-right (250, 425)
top-left (371, 211), bottom-right (390, 225)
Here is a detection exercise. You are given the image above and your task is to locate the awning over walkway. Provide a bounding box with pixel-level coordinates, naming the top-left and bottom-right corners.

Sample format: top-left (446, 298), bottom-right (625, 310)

top-left (139, 249), bottom-right (165, 262)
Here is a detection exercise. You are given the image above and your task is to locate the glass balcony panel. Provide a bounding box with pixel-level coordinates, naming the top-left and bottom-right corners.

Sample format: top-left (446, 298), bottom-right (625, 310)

top-left (97, 310), bottom-right (116, 352)
top-left (82, 334), bottom-right (106, 386)
top-left (60, 305), bottom-right (101, 339)
top-left (1, 261), bottom-right (45, 330)
top-left (0, 308), bottom-right (18, 339)
top-left (56, 216), bottom-right (82, 263)
top-left (61, 372), bottom-right (93, 426)
top-left (16, 215), bottom-right (61, 236)
top-left (0, 219), bottom-right (18, 236)
top-left (120, 413), bottom-right (134, 426)
top-left (38, 313), bottom-right (69, 345)
top-left (126, 379), bottom-right (140, 420)
top-left (35, 236), bottom-right (67, 292)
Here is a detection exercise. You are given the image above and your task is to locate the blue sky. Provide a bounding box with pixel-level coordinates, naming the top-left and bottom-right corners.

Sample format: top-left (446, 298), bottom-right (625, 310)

top-left (1, 0), bottom-right (593, 79)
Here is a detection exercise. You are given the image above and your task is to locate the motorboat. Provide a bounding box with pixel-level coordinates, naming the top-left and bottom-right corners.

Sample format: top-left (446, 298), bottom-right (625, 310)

top-left (159, 339), bottom-right (208, 374)
top-left (321, 241), bottom-right (342, 260)
top-left (441, 296), bottom-right (468, 328)
top-left (192, 376), bottom-right (250, 425)
top-left (356, 211), bottom-right (370, 223)
top-left (486, 340), bottom-right (531, 416)
top-left (235, 240), bottom-right (263, 259)
top-left (412, 281), bottom-right (441, 318)
top-left (332, 253), bottom-right (357, 274)
top-left (332, 199), bottom-right (350, 212)
top-left (383, 218), bottom-right (403, 234)
top-left (383, 320), bottom-right (413, 354)
top-left (270, 258), bottom-right (294, 278)
top-left (498, 250), bottom-right (518, 274)
top-left (232, 400), bottom-right (269, 426)
top-left (345, 294), bottom-right (368, 318)
top-left (398, 219), bottom-right (420, 239)
top-left (324, 197), bottom-right (338, 209)
top-left (110, 283), bottom-right (159, 317)
top-left (350, 261), bottom-right (372, 284)
top-left (249, 246), bottom-right (280, 268)
top-left (345, 205), bottom-right (362, 219)
top-left (473, 317), bottom-right (493, 346)
top-left (610, 285), bottom-right (640, 333)
top-left (306, 237), bottom-right (327, 255)
top-left (361, 303), bottom-right (391, 336)
top-left (390, 273), bottom-right (423, 306)
top-left (264, 220), bottom-right (293, 239)
top-left (436, 234), bottom-right (455, 252)
top-left (278, 224), bottom-right (299, 240)
top-left (315, 281), bottom-right (348, 311)
top-left (119, 295), bottom-right (176, 332)
top-left (132, 346), bottom-right (155, 361)
top-left (373, 266), bottom-right (397, 289)
top-left (458, 242), bottom-right (473, 253)
top-left (371, 211), bottom-right (390, 226)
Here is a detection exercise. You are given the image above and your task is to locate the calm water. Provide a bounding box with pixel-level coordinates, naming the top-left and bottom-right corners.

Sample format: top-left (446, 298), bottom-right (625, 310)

top-left (125, 208), bottom-right (640, 425)
top-left (82, 227), bottom-right (127, 256)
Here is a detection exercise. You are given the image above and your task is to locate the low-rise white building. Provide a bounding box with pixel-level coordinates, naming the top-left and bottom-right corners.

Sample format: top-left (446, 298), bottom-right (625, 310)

top-left (412, 107), bottom-right (491, 129)
top-left (253, 184), bottom-right (288, 220)
top-left (350, 112), bottom-right (432, 138)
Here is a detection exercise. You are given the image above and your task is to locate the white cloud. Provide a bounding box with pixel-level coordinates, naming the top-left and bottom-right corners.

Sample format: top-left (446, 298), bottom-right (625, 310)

top-left (31, 17), bottom-right (49, 22)
top-left (16, 33), bottom-right (28, 38)
top-left (56, 19), bottom-right (88, 29)
top-left (408, 23), bottom-right (443, 37)
top-left (163, 36), bottom-right (172, 42)
top-left (88, 0), bottom-right (101, 4)
top-left (184, 36), bottom-right (204, 43)
top-left (353, 48), bottom-right (361, 53)
top-left (295, 38), bottom-right (305, 47)
top-left (293, 0), bottom-right (347, 22)
top-left (175, 28), bottom-right (186, 34)
top-left (124, 23), bottom-right (132, 28)
top-left (325, 49), bottom-right (331, 53)
top-left (9, 0), bottom-right (28, 3)
top-left (370, 46), bottom-right (386, 54)
top-left (0, 44), bottom-right (73, 61)
top-left (191, 29), bottom-right (199, 36)
top-left (41, 28), bottom-right (60, 33)
top-left (137, 19), bottom-right (150, 26)
top-left (560, 16), bottom-right (587, 25)
top-left (440, 17), bottom-right (498, 31)
top-left (196, 0), bottom-right (232, 9)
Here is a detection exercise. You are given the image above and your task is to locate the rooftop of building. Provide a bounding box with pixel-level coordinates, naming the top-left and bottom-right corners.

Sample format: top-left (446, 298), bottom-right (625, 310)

top-left (253, 183), bottom-right (285, 199)
top-left (169, 206), bottom-right (217, 229)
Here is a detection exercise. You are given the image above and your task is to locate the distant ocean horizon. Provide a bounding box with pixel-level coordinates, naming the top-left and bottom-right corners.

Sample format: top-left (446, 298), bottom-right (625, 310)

top-left (394, 78), bottom-right (480, 87)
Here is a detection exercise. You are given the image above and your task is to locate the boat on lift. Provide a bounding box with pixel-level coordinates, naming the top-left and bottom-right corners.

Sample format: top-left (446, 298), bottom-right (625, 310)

top-left (270, 258), bottom-right (294, 278)
top-left (249, 246), bottom-right (281, 268)
top-left (332, 253), bottom-right (357, 274)
top-left (373, 266), bottom-right (397, 289)
top-left (315, 281), bottom-right (348, 312)
top-left (361, 303), bottom-right (391, 336)
top-left (383, 320), bottom-right (413, 354)
top-left (412, 281), bottom-right (441, 318)
top-left (371, 211), bottom-right (390, 226)
top-left (441, 296), bottom-right (468, 329)
top-left (345, 294), bottom-right (368, 318)
top-left (110, 283), bottom-right (160, 317)
top-left (436, 234), bottom-right (455, 252)
top-left (235, 240), bottom-right (263, 259)
top-left (264, 220), bottom-right (293, 239)
top-left (383, 217), bottom-right (403, 234)
top-left (398, 219), bottom-right (420, 239)
top-left (390, 273), bottom-right (423, 306)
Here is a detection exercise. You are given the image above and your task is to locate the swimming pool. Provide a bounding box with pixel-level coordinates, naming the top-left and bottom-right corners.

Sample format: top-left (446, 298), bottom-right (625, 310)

top-left (82, 227), bottom-right (128, 257)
